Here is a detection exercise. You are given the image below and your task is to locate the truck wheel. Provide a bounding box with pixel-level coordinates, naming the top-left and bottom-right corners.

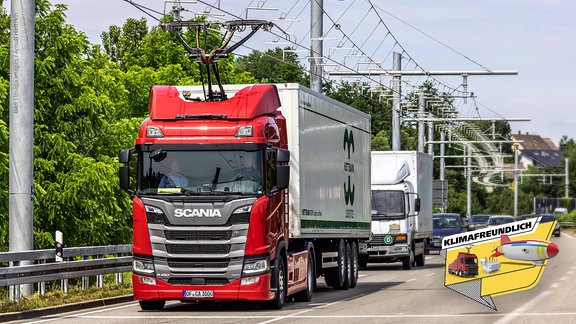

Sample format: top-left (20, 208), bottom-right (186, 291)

top-left (342, 241), bottom-right (352, 290)
top-left (359, 256), bottom-right (368, 269)
top-left (349, 241), bottom-right (359, 288)
top-left (402, 254), bottom-right (413, 270)
top-left (267, 256), bottom-right (287, 309)
top-left (415, 251), bottom-right (425, 267)
top-left (293, 252), bottom-right (314, 302)
top-left (324, 239), bottom-right (348, 289)
top-left (139, 300), bottom-right (165, 311)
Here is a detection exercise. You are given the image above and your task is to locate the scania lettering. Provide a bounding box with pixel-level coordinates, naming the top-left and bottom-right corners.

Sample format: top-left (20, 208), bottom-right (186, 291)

top-left (174, 209), bottom-right (222, 218)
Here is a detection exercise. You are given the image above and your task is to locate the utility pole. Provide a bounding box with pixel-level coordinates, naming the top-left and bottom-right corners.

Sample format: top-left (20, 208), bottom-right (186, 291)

top-left (514, 144), bottom-right (519, 217)
top-left (418, 90), bottom-right (425, 153)
top-left (392, 52), bottom-right (401, 150)
top-left (310, 0), bottom-right (323, 93)
top-left (9, 0), bottom-right (35, 299)
top-left (440, 131), bottom-right (446, 212)
top-left (467, 150), bottom-right (472, 218)
top-left (566, 158), bottom-right (570, 198)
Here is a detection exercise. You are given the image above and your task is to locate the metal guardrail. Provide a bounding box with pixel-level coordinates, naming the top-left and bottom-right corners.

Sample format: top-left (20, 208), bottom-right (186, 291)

top-left (0, 245), bottom-right (132, 300)
top-left (560, 222), bottom-right (575, 227)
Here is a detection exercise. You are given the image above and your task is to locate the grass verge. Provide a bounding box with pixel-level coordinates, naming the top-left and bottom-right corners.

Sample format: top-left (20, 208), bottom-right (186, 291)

top-left (0, 279), bottom-right (132, 313)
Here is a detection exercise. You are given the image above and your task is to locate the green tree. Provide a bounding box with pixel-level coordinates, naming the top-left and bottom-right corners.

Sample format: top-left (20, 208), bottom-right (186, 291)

top-left (0, 1), bottom-right (136, 250)
top-left (234, 47), bottom-right (307, 85)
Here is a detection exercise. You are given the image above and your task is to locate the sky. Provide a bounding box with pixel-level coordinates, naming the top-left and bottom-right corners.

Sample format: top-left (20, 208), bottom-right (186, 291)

top-left (8, 0), bottom-right (576, 145)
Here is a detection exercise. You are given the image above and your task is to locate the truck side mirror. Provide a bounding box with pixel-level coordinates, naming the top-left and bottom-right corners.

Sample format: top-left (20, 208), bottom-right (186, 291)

top-left (119, 149), bottom-right (131, 164)
top-left (277, 148), bottom-right (290, 163)
top-left (276, 165), bottom-right (289, 190)
top-left (414, 197), bottom-right (421, 213)
top-left (119, 165), bottom-right (130, 191)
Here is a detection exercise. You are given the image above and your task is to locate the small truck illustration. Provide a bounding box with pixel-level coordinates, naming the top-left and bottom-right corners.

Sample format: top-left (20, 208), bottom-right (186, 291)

top-left (448, 247), bottom-right (479, 277)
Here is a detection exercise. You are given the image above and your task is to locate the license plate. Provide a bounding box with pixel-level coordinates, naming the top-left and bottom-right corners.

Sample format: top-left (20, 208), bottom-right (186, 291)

top-left (183, 290), bottom-right (214, 298)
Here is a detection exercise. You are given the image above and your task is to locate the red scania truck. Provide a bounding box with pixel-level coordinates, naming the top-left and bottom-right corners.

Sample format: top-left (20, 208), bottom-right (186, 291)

top-left (119, 83), bottom-right (371, 310)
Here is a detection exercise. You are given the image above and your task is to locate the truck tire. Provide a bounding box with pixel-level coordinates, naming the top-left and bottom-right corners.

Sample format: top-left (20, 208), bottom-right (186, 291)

top-left (415, 242), bottom-right (426, 267)
top-left (343, 241), bottom-right (352, 289)
top-left (349, 241), bottom-right (359, 288)
top-left (402, 250), bottom-right (413, 270)
top-left (267, 256), bottom-right (287, 309)
top-left (139, 300), bottom-right (165, 311)
top-left (415, 252), bottom-right (425, 267)
top-left (294, 243), bottom-right (315, 302)
top-left (359, 255), bottom-right (368, 269)
top-left (324, 239), bottom-right (348, 289)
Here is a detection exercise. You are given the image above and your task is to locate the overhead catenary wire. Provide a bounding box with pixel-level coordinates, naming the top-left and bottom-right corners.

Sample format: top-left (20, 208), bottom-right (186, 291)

top-left (121, 1), bottom-right (511, 147)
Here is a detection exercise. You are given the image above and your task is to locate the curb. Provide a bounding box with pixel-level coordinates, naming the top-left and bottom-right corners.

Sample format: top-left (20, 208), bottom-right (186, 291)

top-left (0, 295), bottom-right (134, 322)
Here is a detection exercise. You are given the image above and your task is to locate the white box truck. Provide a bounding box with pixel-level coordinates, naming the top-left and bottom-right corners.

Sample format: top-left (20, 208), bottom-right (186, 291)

top-left (359, 151), bottom-right (433, 270)
top-left (119, 83), bottom-right (371, 310)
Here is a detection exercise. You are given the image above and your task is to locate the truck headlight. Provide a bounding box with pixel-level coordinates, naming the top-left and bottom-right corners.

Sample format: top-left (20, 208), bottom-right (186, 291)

top-left (242, 255), bottom-right (269, 276)
top-left (133, 257), bottom-right (155, 275)
top-left (146, 126), bottom-right (164, 138)
top-left (233, 205), bottom-right (252, 214)
top-left (235, 126), bottom-right (253, 137)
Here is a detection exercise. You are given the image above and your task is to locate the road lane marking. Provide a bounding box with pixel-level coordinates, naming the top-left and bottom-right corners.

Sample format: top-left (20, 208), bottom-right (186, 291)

top-left (561, 232), bottom-right (574, 239)
top-left (257, 301), bottom-right (342, 324)
top-left (550, 283), bottom-right (559, 288)
top-left (493, 290), bottom-right (552, 324)
top-left (425, 273), bottom-right (435, 276)
top-left (406, 278), bottom-right (417, 282)
top-left (25, 303), bottom-right (139, 323)
top-left (60, 312), bottom-right (576, 320)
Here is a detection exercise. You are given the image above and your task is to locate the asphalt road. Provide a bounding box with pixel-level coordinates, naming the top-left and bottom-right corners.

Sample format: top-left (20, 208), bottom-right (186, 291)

top-left (8, 232), bottom-right (576, 324)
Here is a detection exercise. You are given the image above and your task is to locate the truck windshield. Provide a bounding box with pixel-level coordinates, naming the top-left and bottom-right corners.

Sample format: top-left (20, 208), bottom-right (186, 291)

top-left (137, 150), bottom-right (264, 195)
top-left (371, 190), bottom-right (405, 220)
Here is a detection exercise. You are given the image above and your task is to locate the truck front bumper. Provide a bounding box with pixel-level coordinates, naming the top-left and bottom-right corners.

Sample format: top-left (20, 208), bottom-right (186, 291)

top-left (133, 273), bottom-right (274, 302)
top-left (367, 244), bottom-right (409, 258)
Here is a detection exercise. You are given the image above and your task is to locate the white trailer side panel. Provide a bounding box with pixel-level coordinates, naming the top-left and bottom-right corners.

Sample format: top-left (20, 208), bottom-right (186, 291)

top-left (276, 84), bottom-right (371, 239)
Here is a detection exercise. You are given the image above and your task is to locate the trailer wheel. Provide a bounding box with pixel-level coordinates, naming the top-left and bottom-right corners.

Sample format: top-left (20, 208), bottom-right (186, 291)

top-left (343, 241), bottom-right (352, 289)
top-left (325, 239), bottom-right (348, 289)
top-left (267, 256), bottom-right (287, 309)
top-left (359, 255), bottom-right (368, 269)
top-left (349, 241), bottom-right (359, 288)
top-left (139, 300), bottom-right (165, 311)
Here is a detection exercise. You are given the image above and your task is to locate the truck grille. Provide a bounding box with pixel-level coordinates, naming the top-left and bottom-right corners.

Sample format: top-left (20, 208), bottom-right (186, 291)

top-left (166, 244), bottom-right (231, 254)
top-left (141, 197), bottom-right (256, 289)
top-left (167, 258), bottom-right (230, 268)
top-left (167, 278), bottom-right (230, 285)
top-left (370, 234), bottom-right (392, 245)
top-left (165, 230), bottom-right (232, 241)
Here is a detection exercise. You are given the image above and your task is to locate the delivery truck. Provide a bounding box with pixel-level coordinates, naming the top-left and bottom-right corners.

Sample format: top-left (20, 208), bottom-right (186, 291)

top-left (119, 83), bottom-right (371, 310)
top-left (360, 151), bottom-right (433, 270)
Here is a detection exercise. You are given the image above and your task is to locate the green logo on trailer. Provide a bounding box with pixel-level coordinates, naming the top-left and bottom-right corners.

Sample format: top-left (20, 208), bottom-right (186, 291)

top-left (343, 129), bottom-right (354, 159)
top-left (343, 128), bottom-right (355, 206)
top-left (344, 176), bottom-right (355, 205)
